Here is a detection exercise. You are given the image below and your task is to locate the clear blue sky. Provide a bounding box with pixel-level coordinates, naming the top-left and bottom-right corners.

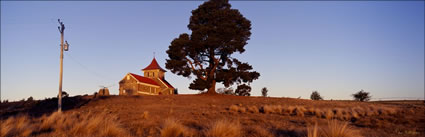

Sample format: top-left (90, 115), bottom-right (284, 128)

top-left (1, 1), bottom-right (424, 101)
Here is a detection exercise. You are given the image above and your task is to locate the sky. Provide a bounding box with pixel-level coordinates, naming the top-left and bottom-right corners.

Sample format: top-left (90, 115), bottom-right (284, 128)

top-left (1, 1), bottom-right (424, 101)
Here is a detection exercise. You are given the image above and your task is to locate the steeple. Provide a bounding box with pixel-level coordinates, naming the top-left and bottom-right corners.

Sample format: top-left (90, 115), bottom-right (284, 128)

top-left (142, 57), bottom-right (166, 79)
top-left (142, 57), bottom-right (166, 72)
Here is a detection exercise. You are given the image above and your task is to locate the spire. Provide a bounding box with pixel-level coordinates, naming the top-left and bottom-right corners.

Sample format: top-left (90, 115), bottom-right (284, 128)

top-left (142, 57), bottom-right (166, 72)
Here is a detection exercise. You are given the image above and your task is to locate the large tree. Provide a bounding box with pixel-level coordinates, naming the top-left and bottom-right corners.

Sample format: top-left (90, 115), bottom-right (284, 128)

top-left (166, 0), bottom-right (260, 94)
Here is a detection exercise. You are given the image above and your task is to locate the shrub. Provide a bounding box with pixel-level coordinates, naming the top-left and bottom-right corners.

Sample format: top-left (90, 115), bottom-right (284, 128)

top-left (352, 90), bottom-right (371, 102)
top-left (238, 107), bottom-right (247, 113)
top-left (310, 91), bottom-right (323, 100)
top-left (313, 109), bottom-right (324, 118)
top-left (307, 120), bottom-right (358, 137)
top-left (160, 118), bottom-right (191, 137)
top-left (27, 96), bottom-right (34, 102)
top-left (325, 109), bottom-right (334, 119)
top-left (261, 87), bottom-right (268, 97)
top-left (286, 106), bottom-right (296, 115)
top-left (229, 105), bottom-right (239, 112)
top-left (205, 120), bottom-right (241, 137)
top-left (235, 84), bottom-right (251, 96)
top-left (295, 106), bottom-right (306, 117)
top-left (247, 106), bottom-right (259, 113)
top-left (321, 119), bottom-right (357, 137)
top-left (261, 105), bottom-right (279, 114)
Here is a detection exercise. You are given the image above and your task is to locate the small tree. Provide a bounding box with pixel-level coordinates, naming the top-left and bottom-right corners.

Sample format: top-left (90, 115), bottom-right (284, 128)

top-left (27, 96), bottom-right (34, 102)
top-left (261, 87), bottom-right (268, 97)
top-left (352, 89), bottom-right (371, 102)
top-left (235, 84), bottom-right (251, 96)
top-left (58, 91), bottom-right (69, 98)
top-left (310, 91), bottom-right (323, 100)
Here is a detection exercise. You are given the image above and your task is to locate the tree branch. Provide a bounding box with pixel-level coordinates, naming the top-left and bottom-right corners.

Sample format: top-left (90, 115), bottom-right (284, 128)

top-left (185, 56), bottom-right (207, 80)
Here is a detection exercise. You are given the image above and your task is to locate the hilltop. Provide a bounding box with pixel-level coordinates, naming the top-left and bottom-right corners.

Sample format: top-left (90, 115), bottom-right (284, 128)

top-left (1, 94), bottom-right (424, 137)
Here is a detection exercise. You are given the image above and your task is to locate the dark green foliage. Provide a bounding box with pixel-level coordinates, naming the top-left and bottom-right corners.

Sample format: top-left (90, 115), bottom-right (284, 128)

top-left (261, 87), bottom-right (268, 97)
top-left (58, 91), bottom-right (69, 98)
top-left (310, 91), bottom-right (323, 100)
top-left (27, 96), bottom-right (34, 102)
top-left (235, 84), bottom-right (251, 96)
top-left (352, 89), bottom-right (371, 102)
top-left (165, 0), bottom-right (260, 94)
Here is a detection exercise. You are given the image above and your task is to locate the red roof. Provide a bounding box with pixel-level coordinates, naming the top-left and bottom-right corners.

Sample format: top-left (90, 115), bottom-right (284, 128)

top-left (142, 58), bottom-right (166, 72)
top-left (129, 73), bottom-right (160, 86)
top-left (159, 78), bottom-right (174, 89)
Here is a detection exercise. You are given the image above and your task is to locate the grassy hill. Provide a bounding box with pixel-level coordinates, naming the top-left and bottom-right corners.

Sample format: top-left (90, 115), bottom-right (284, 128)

top-left (1, 94), bottom-right (424, 137)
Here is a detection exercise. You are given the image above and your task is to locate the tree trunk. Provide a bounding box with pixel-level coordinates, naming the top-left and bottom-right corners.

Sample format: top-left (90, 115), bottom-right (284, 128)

top-left (206, 80), bottom-right (217, 94)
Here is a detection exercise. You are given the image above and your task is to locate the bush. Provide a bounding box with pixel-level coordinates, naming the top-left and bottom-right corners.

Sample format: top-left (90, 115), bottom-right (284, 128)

top-left (229, 105), bottom-right (239, 112)
top-left (307, 119), bottom-right (358, 137)
top-left (27, 96), bottom-right (34, 102)
top-left (57, 91), bottom-right (69, 98)
top-left (235, 84), bottom-right (251, 96)
top-left (205, 120), bottom-right (241, 137)
top-left (310, 91), bottom-right (323, 100)
top-left (160, 118), bottom-right (191, 137)
top-left (261, 87), bottom-right (268, 97)
top-left (321, 119), bottom-right (357, 137)
top-left (247, 106), bottom-right (259, 113)
top-left (352, 90), bottom-right (371, 102)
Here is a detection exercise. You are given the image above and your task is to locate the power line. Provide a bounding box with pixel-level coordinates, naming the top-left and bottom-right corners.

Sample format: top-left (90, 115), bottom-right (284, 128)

top-left (64, 52), bottom-right (117, 86)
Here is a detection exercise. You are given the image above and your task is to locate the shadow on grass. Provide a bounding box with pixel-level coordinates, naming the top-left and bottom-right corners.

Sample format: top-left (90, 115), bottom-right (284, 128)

top-left (0, 95), bottom-right (92, 119)
top-left (272, 128), bottom-right (303, 137)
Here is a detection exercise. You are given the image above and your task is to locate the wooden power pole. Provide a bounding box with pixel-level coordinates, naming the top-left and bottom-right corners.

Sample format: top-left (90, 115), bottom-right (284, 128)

top-left (57, 19), bottom-right (68, 112)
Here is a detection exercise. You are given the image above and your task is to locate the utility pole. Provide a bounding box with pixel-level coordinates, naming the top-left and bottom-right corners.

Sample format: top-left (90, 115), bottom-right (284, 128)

top-left (57, 19), bottom-right (68, 112)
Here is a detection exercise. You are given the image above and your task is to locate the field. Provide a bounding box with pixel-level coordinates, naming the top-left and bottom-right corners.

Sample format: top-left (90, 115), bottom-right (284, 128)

top-left (1, 94), bottom-right (424, 137)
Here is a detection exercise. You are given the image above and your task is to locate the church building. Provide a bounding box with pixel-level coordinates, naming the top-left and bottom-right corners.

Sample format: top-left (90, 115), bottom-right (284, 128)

top-left (119, 58), bottom-right (174, 95)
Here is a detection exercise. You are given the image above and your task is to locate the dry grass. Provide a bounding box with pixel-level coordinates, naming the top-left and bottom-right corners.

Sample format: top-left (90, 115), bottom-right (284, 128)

top-left (314, 109), bottom-right (324, 118)
top-left (0, 115), bottom-right (33, 137)
top-left (229, 105), bottom-right (239, 112)
top-left (205, 119), bottom-right (241, 137)
top-left (160, 118), bottom-right (192, 137)
top-left (245, 126), bottom-right (273, 137)
top-left (238, 107), bottom-right (247, 113)
top-left (142, 111), bottom-right (149, 119)
top-left (1, 111), bottom-right (129, 137)
top-left (307, 120), bottom-right (358, 137)
top-left (307, 122), bottom-right (319, 137)
top-left (321, 119), bottom-right (357, 137)
top-left (247, 106), bottom-right (259, 113)
top-left (326, 109), bottom-right (334, 120)
top-left (286, 106), bottom-right (296, 115)
top-left (0, 95), bottom-right (419, 137)
top-left (261, 105), bottom-right (273, 114)
top-left (295, 106), bottom-right (306, 117)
